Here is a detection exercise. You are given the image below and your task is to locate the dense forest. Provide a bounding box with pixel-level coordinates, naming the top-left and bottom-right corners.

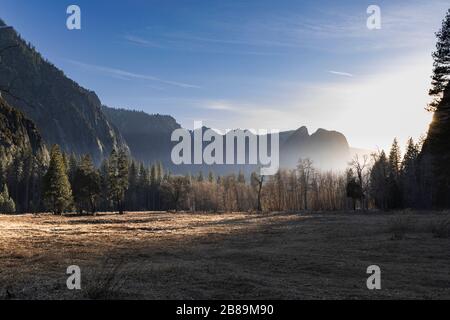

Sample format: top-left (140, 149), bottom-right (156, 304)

top-left (0, 135), bottom-right (435, 214)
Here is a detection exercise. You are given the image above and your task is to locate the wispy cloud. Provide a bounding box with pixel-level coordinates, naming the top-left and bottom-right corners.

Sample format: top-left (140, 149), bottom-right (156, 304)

top-left (153, 1), bottom-right (447, 54)
top-left (328, 70), bottom-right (353, 77)
top-left (116, 0), bottom-right (448, 60)
top-left (123, 32), bottom-right (281, 56)
top-left (66, 59), bottom-right (200, 89)
top-left (123, 35), bottom-right (164, 48)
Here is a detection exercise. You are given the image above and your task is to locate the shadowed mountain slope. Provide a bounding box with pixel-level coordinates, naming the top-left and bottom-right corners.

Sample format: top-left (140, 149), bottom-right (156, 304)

top-left (0, 18), bottom-right (127, 163)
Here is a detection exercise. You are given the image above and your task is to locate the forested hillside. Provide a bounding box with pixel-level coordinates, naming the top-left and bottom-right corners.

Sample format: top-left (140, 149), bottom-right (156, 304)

top-left (0, 96), bottom-right (47, 162)
top-left (0, 18), bottom-right (128, 163)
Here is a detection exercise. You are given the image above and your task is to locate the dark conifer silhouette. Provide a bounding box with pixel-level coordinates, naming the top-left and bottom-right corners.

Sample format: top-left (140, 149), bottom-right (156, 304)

top-left (43, 145), bottom-right (73, 214)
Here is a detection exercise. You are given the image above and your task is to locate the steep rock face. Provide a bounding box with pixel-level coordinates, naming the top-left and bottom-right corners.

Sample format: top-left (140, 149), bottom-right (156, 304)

top-left (421, 86), bottom-right (450, 207)
top-left (280, 127), bottom-right (351, 170)
top-left (0, 96), bottom-right (47, 161)
top-left (102, 106), bottom-right (181, 165)
top-left (0, 18), bottom-right (127, 162)
top-left (283, 126), bottom-right (310, 146)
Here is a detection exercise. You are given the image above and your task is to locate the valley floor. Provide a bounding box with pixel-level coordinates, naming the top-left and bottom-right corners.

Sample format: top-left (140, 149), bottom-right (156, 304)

top-left (0, 210), bottom-right (449, 299)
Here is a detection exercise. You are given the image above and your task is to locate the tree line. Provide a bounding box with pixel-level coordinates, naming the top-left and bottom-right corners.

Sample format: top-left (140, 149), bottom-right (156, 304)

top-left (0, 134), bottom-right (437, 215)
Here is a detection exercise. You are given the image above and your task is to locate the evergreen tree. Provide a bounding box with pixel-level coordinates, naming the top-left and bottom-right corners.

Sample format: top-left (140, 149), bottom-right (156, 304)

top-left (138, 163), bottom-right (150, 210)
top-left (0, 184), bottom-right (16, 213)
top-left (73, 155), bottom-right (101, 214)
top-left (388, 138), bottom-right (402, 179)
top-left (62, 153), bottom-right (69, 175)
top-left (422, 8), bottom-right (450, 208)
top-left (402, 138), bottom-right (420, 172)
top-left (0, 156), bottom-right (6, 187)
top-left (99, 159), bottom-right (111, 210)
top-left (108, 149), bottom-right (129, 214)
top-left (401, 138), bottom-right (420, 207)
top-left (31, 150), bottom-right (49, 213)
top-left (150, 164), bottom-right (157, 185)
top-left (386, 140), bottom-right (403, 209)
top-left (150, 164), bottom-right (159, 210)
top-left (43, 145), bottom-right (73, 214)
top-left (126, 161), bottom-right (138, 210)
top-left (67, 153), bottom-right (79, 186)
top-left (428, 9), bottom-right (450, 111)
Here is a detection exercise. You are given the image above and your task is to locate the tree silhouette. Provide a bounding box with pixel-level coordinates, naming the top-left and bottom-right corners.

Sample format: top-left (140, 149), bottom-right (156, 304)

top-left (43, 145), bottom-right (73, 214)
top-left (108, 149), bottom-right (129, 214)
top-left (73, 155), bottom-right (101, 214)
top-left (428, 9), bottom-right (450, 111)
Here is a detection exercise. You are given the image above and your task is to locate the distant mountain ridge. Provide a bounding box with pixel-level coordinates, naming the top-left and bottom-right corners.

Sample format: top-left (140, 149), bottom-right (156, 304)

top-left (1, 18), bottom-right (356, 173)
top-left (0, 18), bottom-right (127, 163)
top-left (280, 126), bottom-right (350, 169)
top-left (104, 106), bottom-right (353, 173)
top-left (102, 106), bottom-right (181, 165)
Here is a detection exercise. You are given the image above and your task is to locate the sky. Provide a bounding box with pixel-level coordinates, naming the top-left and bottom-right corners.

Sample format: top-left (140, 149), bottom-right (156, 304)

top-left (0, 0), bottom-right (448, 151)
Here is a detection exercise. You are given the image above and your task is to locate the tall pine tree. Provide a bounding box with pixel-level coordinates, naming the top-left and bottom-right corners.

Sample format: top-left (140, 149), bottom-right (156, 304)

top-left (401, 138), bottom-right (420, 208)
top-left (428, 9), bottom-right (450, 111)
top-left (387, 139), bottom-right (402, 208)
top-left (73, 155), bottom-right (101, 214)
top-left (43, 145), bottom-right (73, 214)
top-left (421, 8), bottom-right (450, 208)
top-left (108, 149), bottom-right (129, 214)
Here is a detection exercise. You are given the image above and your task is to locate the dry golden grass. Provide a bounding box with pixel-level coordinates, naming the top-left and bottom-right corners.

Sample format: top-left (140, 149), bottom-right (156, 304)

top-left (0, 210), bottom-right (449, 299)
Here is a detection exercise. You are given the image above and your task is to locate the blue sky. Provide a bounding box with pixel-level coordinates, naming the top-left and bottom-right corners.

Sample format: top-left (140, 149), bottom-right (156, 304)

top-left (0, 0), bottom-right (448, 151)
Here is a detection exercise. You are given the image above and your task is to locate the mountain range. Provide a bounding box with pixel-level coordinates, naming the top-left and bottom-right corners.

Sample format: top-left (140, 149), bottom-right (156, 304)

top-left (0, 17), bottom-right (361, 174)
top-left (102, 107), bottom-right (353, 174)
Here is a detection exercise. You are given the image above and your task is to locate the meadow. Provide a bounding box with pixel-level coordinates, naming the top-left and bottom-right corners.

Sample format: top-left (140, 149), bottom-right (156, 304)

top-left (0, 210), bottom-right (449, 299)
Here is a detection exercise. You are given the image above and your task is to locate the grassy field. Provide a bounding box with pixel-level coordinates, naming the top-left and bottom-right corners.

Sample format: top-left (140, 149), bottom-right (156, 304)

top-left (0, 210), bottom-right (449, 300)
